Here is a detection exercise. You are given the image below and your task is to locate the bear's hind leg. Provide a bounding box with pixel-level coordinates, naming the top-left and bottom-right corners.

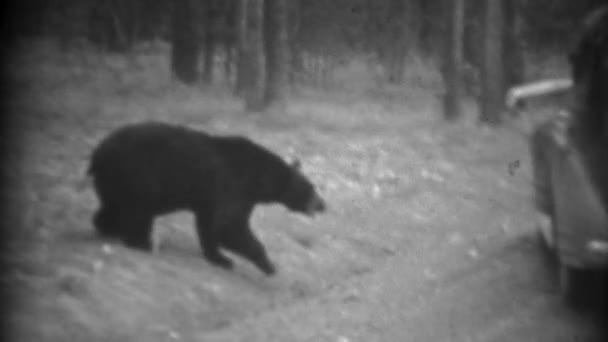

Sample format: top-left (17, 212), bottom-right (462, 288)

top-left (195, 211), bottom-right (234, 270)
top-left (121, 213), bottom-right (154, 251)
top-left (93, 206), bottom-right (122, 238)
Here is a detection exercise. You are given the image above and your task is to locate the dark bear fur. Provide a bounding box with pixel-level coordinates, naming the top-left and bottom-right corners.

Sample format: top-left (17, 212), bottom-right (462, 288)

top-left (88, 122), bottom-right (326, 275)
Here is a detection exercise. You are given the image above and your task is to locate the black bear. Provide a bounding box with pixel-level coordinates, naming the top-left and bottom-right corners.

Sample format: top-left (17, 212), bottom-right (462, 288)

top-left (88, 122), bottom-right (326, 275)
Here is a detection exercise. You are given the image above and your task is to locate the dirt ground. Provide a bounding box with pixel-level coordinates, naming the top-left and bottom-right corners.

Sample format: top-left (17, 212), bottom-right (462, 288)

top-left (3, 41), bottom-right (605, 341)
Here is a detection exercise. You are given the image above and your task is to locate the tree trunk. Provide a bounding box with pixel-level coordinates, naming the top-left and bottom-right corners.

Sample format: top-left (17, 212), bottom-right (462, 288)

top-left (504, 0), bottom-right (525, 88)
top-left (202, 0), bottom-right (215, 84)
top-left (88, 0), bottom-right (135, 51)
top-left (386, 0), bottom-right (408, 84)
top-left (417, 0), bottom-right (433, 54)
top-left (288, 0), bottom-right (303, 85)
top-left (239, 0), bottom-right (265, 111)
top-left (171, 0), bottom-right (202, 84)
top-left (480, 0), bottom-right (505, 125)
top-left (264, 0), bottom-right (288, 107)
top-left (235, 0), bottom-right (248, 95)
top-left (442, 0), bottom-right (465, 120)
top-left (222, 0), bottom-right (238, 82)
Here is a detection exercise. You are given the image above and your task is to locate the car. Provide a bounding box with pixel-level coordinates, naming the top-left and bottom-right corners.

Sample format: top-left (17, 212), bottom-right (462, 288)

top-left (507, 5), bottom-right (608, 310)
top-left (530, 107), bottom-right (608, 309)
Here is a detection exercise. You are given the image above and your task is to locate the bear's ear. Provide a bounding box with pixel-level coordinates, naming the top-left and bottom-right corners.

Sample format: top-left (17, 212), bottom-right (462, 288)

top-left (291, 158), bottom-right (301, 170)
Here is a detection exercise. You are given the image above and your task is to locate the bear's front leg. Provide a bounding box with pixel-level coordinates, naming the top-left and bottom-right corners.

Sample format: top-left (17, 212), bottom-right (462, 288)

top-left (195, 211), bottom-right (234, 270)
top-left (220, 220), bottom-right (276, 276)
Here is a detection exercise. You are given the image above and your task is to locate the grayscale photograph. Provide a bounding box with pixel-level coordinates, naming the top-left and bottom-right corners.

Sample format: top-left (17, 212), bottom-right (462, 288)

top-left (1, 0), bottom-right (607, 341)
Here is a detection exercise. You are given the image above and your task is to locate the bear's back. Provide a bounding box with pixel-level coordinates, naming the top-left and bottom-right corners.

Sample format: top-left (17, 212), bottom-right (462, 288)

top-left (212, 135), bottom-right (292, 186)
top-left (89, 122), bottom-right (223, 208)
top-left (90, 122), bottom-right (215, 171)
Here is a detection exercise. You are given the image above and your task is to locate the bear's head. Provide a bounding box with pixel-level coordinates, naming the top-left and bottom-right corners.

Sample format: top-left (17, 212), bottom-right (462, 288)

top-left (281, 159), bottom-right (326, 216)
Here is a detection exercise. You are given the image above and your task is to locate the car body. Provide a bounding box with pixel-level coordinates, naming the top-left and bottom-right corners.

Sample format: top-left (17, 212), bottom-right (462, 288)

top-left (530, 106), bottom-right (608, 308)
top-left (505, 4), bottom-right (608, 312)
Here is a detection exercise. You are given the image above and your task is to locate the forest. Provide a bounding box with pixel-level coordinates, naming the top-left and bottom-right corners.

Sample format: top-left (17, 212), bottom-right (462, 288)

top-left (3, 1), bottom-right (607, 341)
top-left (5, 0), bottom-right (604, 116)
